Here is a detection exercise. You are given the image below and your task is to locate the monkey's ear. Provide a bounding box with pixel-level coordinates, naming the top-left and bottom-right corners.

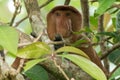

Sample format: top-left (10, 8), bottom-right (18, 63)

top-left (71, 10), bottom-right (82, 32)
top-left (47, 12), bottom-right (56, 41)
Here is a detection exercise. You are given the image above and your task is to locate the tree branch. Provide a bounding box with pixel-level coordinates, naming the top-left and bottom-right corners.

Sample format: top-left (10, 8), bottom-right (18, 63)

top-left (98, 15), bottom-right (109, 74)
top-left (14, 16), bottom-right (28, 27)
top-left (14, 0), bottom-right (53, 27)
top-left (39, 0), bottom-right (54, 9)
top-left (109, 64), bottom-right (120, 78)
top-left (53, 59), bottom-right (70, 80)
top-left (101, 42), bottom-right (120, 60)
top-left (0, 56), bottom-right (25, 80)
top-left (24, 0), bottom-right (44, 37)
top-left (10, 0), bottom-right (21, 26)
top-left (64, 0), bottom-right (71, 5)
top-left (80, 0), bottom-right (90, 28)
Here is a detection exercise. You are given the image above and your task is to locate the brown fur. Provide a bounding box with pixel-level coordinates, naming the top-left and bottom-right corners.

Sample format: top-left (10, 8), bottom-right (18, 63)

top-left (47, 5), bottom-right (107, 74)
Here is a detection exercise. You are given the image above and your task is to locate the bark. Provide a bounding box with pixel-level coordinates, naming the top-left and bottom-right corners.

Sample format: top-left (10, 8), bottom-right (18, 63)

top-left (41, 57), bottom-right (93, 80)
top-left (98, 15), bottom-right (109, 77)
top-left (80, 0), bottom-right (90, 28)
top-left (0, 56), bottom-right (25, 80)
top-left (24, 0), bottom-right (44, 37)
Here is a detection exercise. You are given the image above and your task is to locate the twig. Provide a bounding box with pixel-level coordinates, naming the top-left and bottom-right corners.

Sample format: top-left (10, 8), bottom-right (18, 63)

top-left (90, 0), bottom-right (98, 4)
top-left (39, 0), bottom-right (54, 9)
top-left (64, 0), bottom-right (71, 5)
top-left (18, 42), bottom-right (32, 47)
top-left (80, 0), bottom-right (90, 28)
top-left (90, 0), bottom-right (97, 2)
top-left (105, 4), bottom-right (120, 14)
top-left (16, 58), bottom-right (25, 73)
top-left (14, 16), bottom-right (28, 27)
top-left (101, 42), bottom-right (120, 60)
top-left (108, 4), bottom-right (120, 10)
top-left (33, 31), bottom-right (43, 42)
top-left (48, 41), bottom-right (64, 45)
top-left (71, 78), bottom-right (75, 80)
top-left (10, 0), bottom-right (21, 26)
top-left (14, 0), bottom-right (53, 27)
top-left (109, 64), bottom-right (120, 77)
top-left (91, 36), bottom-right (112, 46)
top-left (98, 15), bottom-right (110, 73)
top-left (53, 59), bottom-right (70, 80)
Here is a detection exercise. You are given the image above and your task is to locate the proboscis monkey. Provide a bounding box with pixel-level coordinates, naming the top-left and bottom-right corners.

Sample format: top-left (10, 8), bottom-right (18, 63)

top-left (47, 5), bottom-right (107, 74)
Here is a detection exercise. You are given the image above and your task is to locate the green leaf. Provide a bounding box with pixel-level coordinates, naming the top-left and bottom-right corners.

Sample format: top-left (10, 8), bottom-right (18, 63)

top-left (109, 67), bottom-right (120, 80)
top-left (98, 31), bottom-right (116, 37)
top-left (71, 39), bottom-right (87, 47)
top-left (112, 18), bottom-right (116, 28)
top-left (24, 58), bottom-right (47, 72)
top-left (55, 46), bottom-right (89, 59)
top-left (96, 0), bottom-right (116, 16)
top-left (108, 49), bottom-right (120, 65)
top-left (0, 25), bottom-right (18, 54)
top-left (98, 31), bottom-right (120, 42)
top-left (17, 42), bottom-right (51, 59)
top-left (25, 65), bottom-right (49, 80)
top-left (85, 27), bottom-right (93, 33)
top-left (116, 11), bottom-right (120, 31)
top-left (60, 54), bottom-right (107, 80)
top-left (90, 16), bottom-right (98, 26)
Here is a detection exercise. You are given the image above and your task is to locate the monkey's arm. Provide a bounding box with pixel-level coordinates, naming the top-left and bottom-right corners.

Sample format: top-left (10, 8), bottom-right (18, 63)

top-left (71, 34), bottom-right (107, 74)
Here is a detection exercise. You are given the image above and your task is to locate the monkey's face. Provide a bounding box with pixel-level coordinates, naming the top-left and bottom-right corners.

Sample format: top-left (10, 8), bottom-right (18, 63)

top-left (47, 6), bottom-right (82, 41)
top-left (53, 10), bottom-right (72, 39)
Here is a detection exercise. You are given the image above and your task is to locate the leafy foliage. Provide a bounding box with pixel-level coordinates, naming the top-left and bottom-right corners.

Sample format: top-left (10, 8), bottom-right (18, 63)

top-left (17, 42), bottom-right (51, 59)
top-left (56, 46), bottom-right (89, 59)
top-left (24, 58), bottom-right (47, 72)
top-left (57, 46), bottom-right (106, 79)
top-left (96, 0), bottom-right (116, 16)
top-left (24, 65), bottom-right (49, 80)
top-left (116, 11), bottom-right (120, 30)
top-left (108, 49), bottom-right (120, 65)
top-left (0, 25), bottom-right (18, 54)
top-left (109, 67), bottom-right (120, 80)
top-left (98, 31), bottom-right (120, 43)
top-left (60, 54), bottom-right (107, 80)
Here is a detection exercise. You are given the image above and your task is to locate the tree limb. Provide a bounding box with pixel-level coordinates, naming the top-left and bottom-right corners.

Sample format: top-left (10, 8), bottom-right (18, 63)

top-left (101, 42), bottom-right (120, 60)
top-left (64, 0), bottom-right (71, 5)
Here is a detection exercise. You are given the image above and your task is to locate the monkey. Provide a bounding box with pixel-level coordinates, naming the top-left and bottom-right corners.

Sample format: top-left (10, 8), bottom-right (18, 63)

top-left (47, 5), bottom-right (107, 74)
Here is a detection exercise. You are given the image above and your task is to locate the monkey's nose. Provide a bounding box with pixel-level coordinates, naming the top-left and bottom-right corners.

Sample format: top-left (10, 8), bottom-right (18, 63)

top-left (54, 34), bottom-right (64, 50)
top-left (54, 34), bottom-right (63, 41)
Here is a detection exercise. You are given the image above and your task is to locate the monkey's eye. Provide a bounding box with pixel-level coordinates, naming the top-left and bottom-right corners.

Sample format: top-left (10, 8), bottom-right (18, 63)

top-left (55, 12), bottom-right (61, 16)
top-left (66, 13), bottom-right (70, 16)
